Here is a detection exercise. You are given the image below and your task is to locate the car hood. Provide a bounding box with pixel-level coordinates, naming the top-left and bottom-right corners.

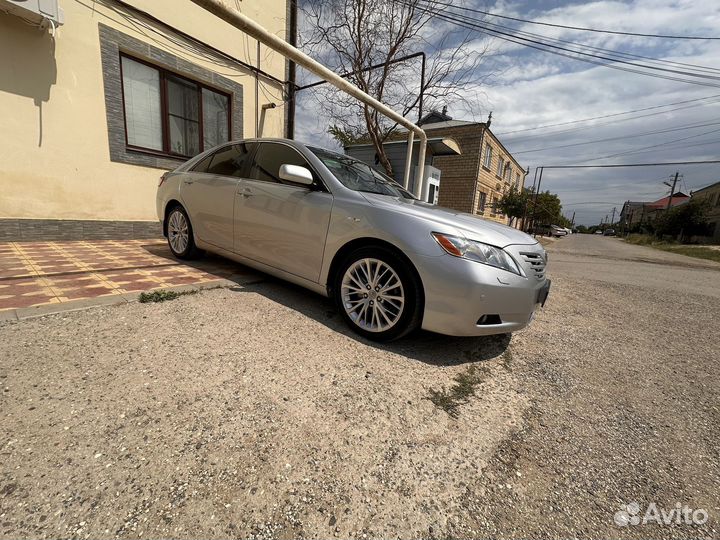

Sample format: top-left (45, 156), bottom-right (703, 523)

top-left (360, 193), bottom-right (538, 248)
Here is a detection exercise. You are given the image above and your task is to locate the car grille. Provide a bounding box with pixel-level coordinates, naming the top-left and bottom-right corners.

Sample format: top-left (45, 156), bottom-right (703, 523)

top-left (519, 251), bottom-right (546, 280)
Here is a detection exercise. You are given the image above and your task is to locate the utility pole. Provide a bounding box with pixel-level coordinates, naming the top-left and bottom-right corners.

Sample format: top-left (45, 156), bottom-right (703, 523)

top-left (570, 211), bottom-right (575, 228)
top-left (611, 206), bottom-right (616, 225)
top-left (664, 171), bottom-right (680, 211)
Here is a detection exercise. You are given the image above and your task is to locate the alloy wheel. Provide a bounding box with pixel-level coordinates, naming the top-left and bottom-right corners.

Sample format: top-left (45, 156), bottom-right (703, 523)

top-left (168, 209), bottom-right (189, 254)
top-left (340, 258), bottom-right (405, 332)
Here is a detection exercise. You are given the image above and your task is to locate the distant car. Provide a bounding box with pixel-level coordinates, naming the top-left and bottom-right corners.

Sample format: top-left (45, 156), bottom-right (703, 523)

top-left (594, 230), bottom-right (603, 235)
top-left (550, 225), bottom-right (568, 237)
top-left (157, 138), bottom-right (551, 341)
top-left (603, 229), bottom-right (616, 236)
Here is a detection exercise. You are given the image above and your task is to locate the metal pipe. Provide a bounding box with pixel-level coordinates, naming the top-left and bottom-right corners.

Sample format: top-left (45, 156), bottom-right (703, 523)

top-left (188, 0), bottom-right (428, 191)
top-left (415, 139), bottom-right (427, 199)
top-left (403, 131), bottom-right (414, 191)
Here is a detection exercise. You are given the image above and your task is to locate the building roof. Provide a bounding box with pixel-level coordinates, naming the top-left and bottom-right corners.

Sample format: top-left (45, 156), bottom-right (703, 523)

top-left (418, 109), bottom-right (453, 125)
top-left (691, 180), bottom-right (720, 194)
top-left (345, 137), bottom-right (461, 156)
top-left (419, 119), bottom-right (483, 130)
top-left (646, 192), bottom-right (689, 209)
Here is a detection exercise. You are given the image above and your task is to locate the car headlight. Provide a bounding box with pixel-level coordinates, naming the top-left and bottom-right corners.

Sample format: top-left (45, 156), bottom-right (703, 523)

top-left (431, 232), bottom-right (521, 275)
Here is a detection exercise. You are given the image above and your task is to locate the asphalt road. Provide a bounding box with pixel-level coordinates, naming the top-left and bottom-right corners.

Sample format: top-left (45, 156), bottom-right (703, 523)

top-left (1, 234), bottom-right (718, 539)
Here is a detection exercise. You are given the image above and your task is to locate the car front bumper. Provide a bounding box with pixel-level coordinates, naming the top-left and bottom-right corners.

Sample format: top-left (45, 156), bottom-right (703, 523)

top-left (413, 245), bottom-right (550, 337)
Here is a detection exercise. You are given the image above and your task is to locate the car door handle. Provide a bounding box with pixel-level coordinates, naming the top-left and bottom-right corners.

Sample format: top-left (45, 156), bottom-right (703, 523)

top-left (183, 179), bottom-right (194, 185)
top-left (239, 187), bottom-right (253, 197)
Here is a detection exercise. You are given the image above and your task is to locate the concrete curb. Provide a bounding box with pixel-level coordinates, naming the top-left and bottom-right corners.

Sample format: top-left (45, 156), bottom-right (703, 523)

top-left (0, 274), bottom-right (265, 323)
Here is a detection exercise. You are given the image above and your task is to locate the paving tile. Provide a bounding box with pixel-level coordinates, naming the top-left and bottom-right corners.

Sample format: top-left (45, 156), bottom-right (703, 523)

top-left (0, 240), bottom-right (260, 313)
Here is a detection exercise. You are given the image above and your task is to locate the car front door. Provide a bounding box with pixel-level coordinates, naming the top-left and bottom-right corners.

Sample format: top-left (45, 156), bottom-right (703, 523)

top-left (180, 143), bottom-right (254, 251)
top-left (233, 142), bottom-right (333, 283)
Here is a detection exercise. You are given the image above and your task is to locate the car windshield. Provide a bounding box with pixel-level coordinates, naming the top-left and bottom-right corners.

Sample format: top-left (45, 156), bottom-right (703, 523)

top-left (308, 146), bottom-right (416, 200)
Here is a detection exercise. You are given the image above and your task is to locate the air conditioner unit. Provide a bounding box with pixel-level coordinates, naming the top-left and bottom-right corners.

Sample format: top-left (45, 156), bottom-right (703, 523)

top-left (0, 0), bottom-right (64, 28)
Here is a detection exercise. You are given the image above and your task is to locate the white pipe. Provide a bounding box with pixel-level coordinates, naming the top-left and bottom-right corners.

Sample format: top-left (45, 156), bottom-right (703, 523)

top-left (188, 0), bottom-right (428, 194)
top-left (415, 137), bottom-right (427, 199)
top-left (402, 131), bottom-right (414, 190)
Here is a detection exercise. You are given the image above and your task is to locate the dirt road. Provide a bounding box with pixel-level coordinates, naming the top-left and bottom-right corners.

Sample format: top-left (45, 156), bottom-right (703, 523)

top-left (1, 235), bottom-right (718, 539)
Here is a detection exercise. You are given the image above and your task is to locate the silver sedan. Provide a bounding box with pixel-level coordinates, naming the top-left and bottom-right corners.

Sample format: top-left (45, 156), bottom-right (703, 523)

top-left (156, 139), bottom-right (550, 341)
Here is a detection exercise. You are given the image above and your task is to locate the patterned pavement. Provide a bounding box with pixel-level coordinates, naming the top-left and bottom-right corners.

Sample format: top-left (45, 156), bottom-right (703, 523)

top-left (0, 239), bottom-right (254, 312)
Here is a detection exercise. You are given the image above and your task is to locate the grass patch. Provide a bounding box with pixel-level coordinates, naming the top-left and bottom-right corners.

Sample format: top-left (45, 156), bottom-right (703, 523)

top-left (427, 365), bottom-right (490, 418)
top-left (625, 234), bottom-right (720, 263)
top-left (138, 289), bottom-right (197, 303)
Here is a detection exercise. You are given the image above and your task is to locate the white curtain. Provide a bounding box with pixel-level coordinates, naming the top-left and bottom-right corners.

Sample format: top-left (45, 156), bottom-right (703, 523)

top-left (121, 57), bottom-right (162, 151)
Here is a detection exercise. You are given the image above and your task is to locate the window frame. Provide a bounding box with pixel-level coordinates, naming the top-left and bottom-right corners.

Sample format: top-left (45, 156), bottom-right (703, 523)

top-left (119, 53), bottom-right (232, 160)
top-left (250, 142), bottom-right (329, 191)
top-left (496, 156), bottom-right (505, 178)
top-left (483, 144), bottom-right (493, 170)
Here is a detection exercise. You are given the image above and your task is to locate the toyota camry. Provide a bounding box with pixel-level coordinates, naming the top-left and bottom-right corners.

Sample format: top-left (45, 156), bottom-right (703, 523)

top-left (157, 138), bottom-right (550, 341)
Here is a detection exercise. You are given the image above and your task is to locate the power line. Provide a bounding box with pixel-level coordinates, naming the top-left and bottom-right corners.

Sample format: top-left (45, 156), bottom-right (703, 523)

top-left (577, 126), bottom-right (720, 162)
top-left (540, 160), bottom-right (720, 168)
top-left (473, 13), bottom-right (720, 76)
top-left (502, 98), bottom-right (720, 142)
top-left (496, 94), bottom-right (720, 136)
top-left (511, 120), bottom-right (720, 155)
top-left (403, 1), bottom-right (720, 89)
top-left (426, 0), bottom-right (720, 40)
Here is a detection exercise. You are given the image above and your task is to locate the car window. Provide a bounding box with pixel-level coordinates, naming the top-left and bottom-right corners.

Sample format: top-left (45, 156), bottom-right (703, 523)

top-left (308, 146), bottom-right (416, 199)
top-left (190, 151), bottom-right (215, 173)
top-left (249, 143), bottom-right (315, 185)
top-left (205, 143), bottom-right (255, 177)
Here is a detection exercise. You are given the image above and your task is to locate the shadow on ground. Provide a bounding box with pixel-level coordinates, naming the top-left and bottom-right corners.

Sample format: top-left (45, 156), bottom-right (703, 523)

top-left (229, 278), bottom-right (510, 367)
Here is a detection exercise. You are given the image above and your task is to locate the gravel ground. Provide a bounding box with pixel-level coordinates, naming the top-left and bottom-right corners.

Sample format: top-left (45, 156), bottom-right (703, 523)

top-left (1, 235), bottom-right (718, 539)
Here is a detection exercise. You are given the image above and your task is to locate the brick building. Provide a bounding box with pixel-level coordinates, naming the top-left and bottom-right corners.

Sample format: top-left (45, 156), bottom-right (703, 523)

top-left (345, 110), bottom-right (527, 226)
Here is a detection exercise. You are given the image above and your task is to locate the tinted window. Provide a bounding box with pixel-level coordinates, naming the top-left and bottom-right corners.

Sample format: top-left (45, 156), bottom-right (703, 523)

top-left (250, 143), bottom-right (314, 185)
top-left (190, 152), bottom-right (215, 173)
top-left (308, 146), bottom-right (415, 199)
top-left (204, 143), bottom-right (254, 177)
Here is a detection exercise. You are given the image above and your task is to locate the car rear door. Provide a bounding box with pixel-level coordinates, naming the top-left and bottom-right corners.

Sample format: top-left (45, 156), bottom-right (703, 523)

top-left (180, 143), bottom-right (254, 251)
top-left (233, 142), bottom-right (333, 283)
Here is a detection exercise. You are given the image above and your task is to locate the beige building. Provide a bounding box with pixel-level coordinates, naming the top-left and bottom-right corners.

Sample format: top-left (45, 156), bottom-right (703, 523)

top-left (0, 0), bottom-right (293, 239)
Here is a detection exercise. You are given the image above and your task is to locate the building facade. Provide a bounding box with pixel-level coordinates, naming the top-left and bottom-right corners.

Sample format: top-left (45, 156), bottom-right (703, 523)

top-left (620, 193), bottom-right (689, 228)
top-left (690, 181), bottom-right (720, 240)
top-left (0, 0), bottom-right (292, 240)
top-left (345, 111), bottom-right (526, 226)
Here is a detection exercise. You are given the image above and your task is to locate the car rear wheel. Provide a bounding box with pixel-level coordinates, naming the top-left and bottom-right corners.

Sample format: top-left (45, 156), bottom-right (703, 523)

top-left (334, 246), bottom-right (423, 342)
top-left (167, 205), bottom-right (200, 259)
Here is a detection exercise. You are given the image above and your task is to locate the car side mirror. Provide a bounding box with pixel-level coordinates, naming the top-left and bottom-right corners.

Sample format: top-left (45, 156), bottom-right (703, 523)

top-left (279, 164), bottom-right (314, 186)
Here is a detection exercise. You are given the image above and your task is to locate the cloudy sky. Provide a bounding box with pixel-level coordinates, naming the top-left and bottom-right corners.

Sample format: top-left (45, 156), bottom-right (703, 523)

top-left (293, 0), bottom-right (720, 225)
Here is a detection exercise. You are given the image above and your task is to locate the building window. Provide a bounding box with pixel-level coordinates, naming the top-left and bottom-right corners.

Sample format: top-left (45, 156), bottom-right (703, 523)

top-left (483, 144), bottom-right (493, 169)
top-left (504, 165), bottom-right (512, 182)
top-left (515, 172), bottom-right (521, 189)
top-left (496, 156), bottom-right (504, 178)
top-left (478, 191), bottom-right (487, 213)
top-left (121, 55), bottom-right (231, 158)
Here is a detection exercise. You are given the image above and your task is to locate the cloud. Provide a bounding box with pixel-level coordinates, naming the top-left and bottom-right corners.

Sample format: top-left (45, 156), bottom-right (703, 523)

top-left (295, 0), bottom-right (720, 224)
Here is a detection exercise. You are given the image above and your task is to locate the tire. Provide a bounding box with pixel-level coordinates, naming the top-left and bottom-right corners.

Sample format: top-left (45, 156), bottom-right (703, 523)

top-left (333, 246), bottom-right (423, 342)
top-left (166, 205), bottom-right (201, 260)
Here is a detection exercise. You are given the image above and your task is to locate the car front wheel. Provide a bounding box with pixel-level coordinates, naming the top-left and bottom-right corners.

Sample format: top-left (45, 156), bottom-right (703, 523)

top-left (334, 246), bottom-right (423, 342)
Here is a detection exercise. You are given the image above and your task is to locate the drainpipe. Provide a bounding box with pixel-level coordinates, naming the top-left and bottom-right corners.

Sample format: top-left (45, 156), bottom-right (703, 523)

top-left (189, 0), bottom-right (428, 192)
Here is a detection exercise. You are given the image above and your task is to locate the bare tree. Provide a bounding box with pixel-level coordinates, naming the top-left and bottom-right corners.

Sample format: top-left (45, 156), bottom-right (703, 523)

top-left (299, 0), bottom-right (493, 175)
